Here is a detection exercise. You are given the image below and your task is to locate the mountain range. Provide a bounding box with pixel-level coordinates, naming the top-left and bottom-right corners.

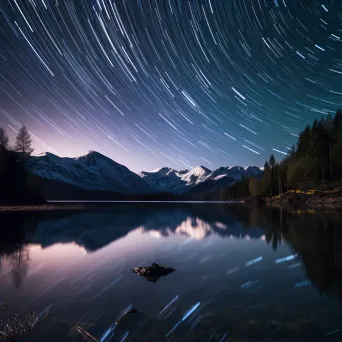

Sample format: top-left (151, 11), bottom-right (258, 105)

top-left (140, 165), bottom-right (263, 193)
top-left (26, 151), bottom-right (263, 199)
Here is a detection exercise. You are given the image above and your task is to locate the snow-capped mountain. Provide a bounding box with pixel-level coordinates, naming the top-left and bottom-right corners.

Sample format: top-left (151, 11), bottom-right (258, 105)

top-left (139, 165), bottom-right (212, 193)
top-left (140, 165), bottom-right (263, 193)
top-left (28, 151), bottom-right (152, 195)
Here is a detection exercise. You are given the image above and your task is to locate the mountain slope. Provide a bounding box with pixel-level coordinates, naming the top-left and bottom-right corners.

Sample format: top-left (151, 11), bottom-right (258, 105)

top-left (186, 175), bottom-right (236, 195)
top-left (28, 151), bottom-right (153, 195)
top-left (139, 167), bottom-right (186, 192)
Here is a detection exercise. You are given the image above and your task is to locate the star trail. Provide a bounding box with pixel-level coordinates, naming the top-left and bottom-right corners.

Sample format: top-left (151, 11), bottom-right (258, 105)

top-left (0, 0), bottom-right (342, 172)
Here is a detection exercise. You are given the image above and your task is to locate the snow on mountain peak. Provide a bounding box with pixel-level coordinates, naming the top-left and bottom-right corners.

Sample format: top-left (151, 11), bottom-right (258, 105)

top-left (149, 167), bottom-right (176, 175)
top-left (192, 165), bottom-right (212, 175)
top-left (178, 165), bottom-right (212, 186)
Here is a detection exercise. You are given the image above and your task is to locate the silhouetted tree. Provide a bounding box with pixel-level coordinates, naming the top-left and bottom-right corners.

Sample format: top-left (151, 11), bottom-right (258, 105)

top-left (0, 126), bottom-right (43, 204)
top-left (264, 161), bottom-right (270, 172)
top-left (14, 125), bottom-right (33, 161)
top-left (269, 155), bottom-right (276, 196)
top-left (0, 127), bottom-right (9, 150)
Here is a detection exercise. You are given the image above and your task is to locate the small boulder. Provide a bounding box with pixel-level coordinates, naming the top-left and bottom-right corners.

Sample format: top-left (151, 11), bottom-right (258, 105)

top-left (131, 263), bottom-right (175, 283)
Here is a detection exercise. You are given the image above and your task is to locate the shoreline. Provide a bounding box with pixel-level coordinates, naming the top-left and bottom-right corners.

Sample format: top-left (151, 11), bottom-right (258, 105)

top-left (1, 193), bottom-right (342, 212)
top-left (0, 200), bottom-right (242, 212)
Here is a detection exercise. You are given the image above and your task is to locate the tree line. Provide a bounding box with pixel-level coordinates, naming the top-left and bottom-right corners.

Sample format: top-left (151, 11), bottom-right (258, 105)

top-left (0, 125), bottom-right (42, 203)
top-left (225, 109), bottom-right (342, 199)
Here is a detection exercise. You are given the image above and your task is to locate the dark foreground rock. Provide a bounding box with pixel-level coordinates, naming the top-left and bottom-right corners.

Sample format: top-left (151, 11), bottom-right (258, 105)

top-left (131, 263), bottom-right (175, 283)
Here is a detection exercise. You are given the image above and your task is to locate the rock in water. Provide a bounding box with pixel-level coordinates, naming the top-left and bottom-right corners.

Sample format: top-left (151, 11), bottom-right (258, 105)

top-left (116, 309), bottom-right (139, 325)
top-left (131, 263), bottom-right (175, 282)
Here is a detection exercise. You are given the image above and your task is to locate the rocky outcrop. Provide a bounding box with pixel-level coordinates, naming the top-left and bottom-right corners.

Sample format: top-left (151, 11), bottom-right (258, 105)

top-left (271, 189), bottom-right (342, 207)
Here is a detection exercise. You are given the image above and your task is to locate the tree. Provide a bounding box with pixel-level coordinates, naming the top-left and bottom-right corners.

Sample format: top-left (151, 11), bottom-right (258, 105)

top-left (269, 155), bottom-right (276, 168)
top-left (289, 145), bottom-right (296, 158)
top-left (269, 155), bottom-right (276, 196)
top-left (0, 127), bottom-right (9, 150)
top-left (264, 161), bottom-right (270, 172)
top-left (325, 114), bottom-right (334, 181)
top-left (286, 155), bottom-right (315, 188)
top-left (13, 125), bottom-right (33, 161)
top-left (248, 177), bottom-right (258, 196)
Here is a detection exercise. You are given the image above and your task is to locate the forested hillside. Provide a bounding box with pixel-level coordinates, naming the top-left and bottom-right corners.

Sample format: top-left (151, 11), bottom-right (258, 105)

top-left (224, 109), bottom-right (342, 200)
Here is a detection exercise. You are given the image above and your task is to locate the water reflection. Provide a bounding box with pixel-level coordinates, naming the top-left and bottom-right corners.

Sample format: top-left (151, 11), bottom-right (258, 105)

top-left (0, 203), bottom-right (341, 341)
top-left (0, 203), bottom-right (264, 289)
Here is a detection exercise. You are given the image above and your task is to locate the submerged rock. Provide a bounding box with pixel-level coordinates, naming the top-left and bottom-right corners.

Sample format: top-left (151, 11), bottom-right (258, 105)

top-left (131, 263), bottom-right (175, 283)
top-left (116, 309), bottom-right (140, 325)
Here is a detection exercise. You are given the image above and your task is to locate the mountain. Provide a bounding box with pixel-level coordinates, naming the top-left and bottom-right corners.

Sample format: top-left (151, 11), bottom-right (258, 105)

top-left (140, 165), bottom-right (263, 193)
top-left (27, 151), bottom-right (153, 198)
top-left (139, 165), bottom-right (212, 193)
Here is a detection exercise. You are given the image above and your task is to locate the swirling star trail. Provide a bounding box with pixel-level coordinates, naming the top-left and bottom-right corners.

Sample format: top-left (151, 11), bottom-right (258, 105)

top-left (0, 0), bottom-right (341, 172)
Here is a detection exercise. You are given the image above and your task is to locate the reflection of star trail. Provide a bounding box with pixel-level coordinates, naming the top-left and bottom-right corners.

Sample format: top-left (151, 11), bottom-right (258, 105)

top-left (275, 254), bottom-right (297, 264)
top-left (245, 256), bottom-right (263, 267)
top-left (1, 1), bottom-right (342, 171)
top-left (166, 301), bottom-right (201, 338)
top-left (160, 294), bottom-right (179, 315)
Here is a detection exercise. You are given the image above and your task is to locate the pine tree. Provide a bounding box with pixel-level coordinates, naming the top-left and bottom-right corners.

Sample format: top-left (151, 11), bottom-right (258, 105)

top-left (269, 155), bottom-right (276, 168)
top-left (0, 127), bottom-right (9, 150)
top-left (269, 155), bottom-right (276, 196)
top-left (324, 114), bottom-right (334, 180)
top-left (14, 126), bottom-right (33, 161)
top-left (264, 161), bottom-right (270, 171)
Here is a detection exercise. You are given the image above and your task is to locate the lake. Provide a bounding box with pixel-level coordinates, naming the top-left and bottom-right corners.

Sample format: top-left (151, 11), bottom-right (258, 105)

top-left (0, 203), bottom-right (341, 341)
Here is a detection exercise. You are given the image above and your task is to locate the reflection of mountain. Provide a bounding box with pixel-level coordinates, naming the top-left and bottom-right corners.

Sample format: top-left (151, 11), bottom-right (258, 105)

top-left (0, 204), bottom-right (267, 288)
top-left (142, 216), bottom-right (264, 240)
top-left (2, 204), bottom-right (342, 295)
top-left (30, 204), bottom-right (265, 252)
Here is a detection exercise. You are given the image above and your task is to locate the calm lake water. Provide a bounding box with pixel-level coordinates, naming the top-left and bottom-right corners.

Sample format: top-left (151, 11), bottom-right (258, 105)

top-left (0, 203), bottom-right (342, 341)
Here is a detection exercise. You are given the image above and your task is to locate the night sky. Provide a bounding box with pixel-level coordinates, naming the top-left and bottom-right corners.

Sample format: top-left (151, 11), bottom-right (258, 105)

top-left (0, 0), bottom-right (341, 173)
